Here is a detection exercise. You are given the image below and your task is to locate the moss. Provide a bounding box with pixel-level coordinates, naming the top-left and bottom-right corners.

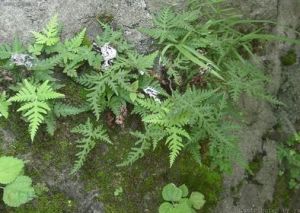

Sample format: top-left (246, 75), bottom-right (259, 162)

top-left (169, 156), bottom-right (223, 212)
top-left (246, 153), bottom-right (264, 178)
top-left (59, 78), bottom-right (88, 104)
top-left (8, 192), bottom-right (76, 213)
top-left (264, 175), bottom-right (294, 210)
top-left (281, 49), bottom-right (297, 66)
top-left (0, 104), bottom-right (223, 213)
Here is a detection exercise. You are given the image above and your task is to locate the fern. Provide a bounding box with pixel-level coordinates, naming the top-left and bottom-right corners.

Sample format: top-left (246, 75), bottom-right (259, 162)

top-left (49, 28), bottom-right (102, 77)
top-left (44, 102), bottom-right (89, 135)
top-left (117, 131), bottom-right (151, 167)
top-left (0, 92), bottom-right (10, 119)
top-left (119, 51), bottom-right (158, 75)
top-left (0, 38), bottom-right (25, 60)
top-left (71, 118), bottom-right (112, 174)
top-left (133, 97), bottom-right (191, 166)
top-left (119, 125), bottom-right (166, 166)
top-left (95, 22), bottom-right (132, 53)
top-left (8, 80), bottom-right (64, 141)
top-left (140, 8), bottom-right (196, 44)
top-left (225, 60), bottom-right (281, 104)
top-left (78, 69), bottom-right (132, 119)
top-left (53, 102), bottom-right (89, 117)
top-left (29, 15), bottom-right (60, 55)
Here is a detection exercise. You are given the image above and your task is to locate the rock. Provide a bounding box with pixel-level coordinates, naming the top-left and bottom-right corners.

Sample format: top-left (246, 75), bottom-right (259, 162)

top-left (0, 0), bottom-right (155, 47)
top-left (215, 0), bottom-right (300, 212)
top-left (228, 0), bottom-right (278, 20)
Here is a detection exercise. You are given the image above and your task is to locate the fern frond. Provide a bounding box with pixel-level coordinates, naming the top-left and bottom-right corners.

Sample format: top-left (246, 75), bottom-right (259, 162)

top-left (119, 51), bottom-right (158, 73)
top-left (53, 103), bottom-right (89, 117)
top-left (31, 15), bottom-right (60, 47)
top-left (44, 112), bottom-right (56, 136)
top-left (225, 60), bottom-right (279, 104)
top-left (8, 80), bottom-right (64, 141)
top-left (0, 38), bottom-right (25, 60)
top-left (0, 92), bottom-right (10, 119)
top-left (96, 23), bottom-right (132, 53)
top-left (117, 131), bottom-right (151, 167)
top-left (64, 28), bottom-right (86, 50)
top-left (78, 70), bottom-right (132, 119)
top-left (166, 126), bottom-right (190, 166)
top-left (71, 118), bottom-right (112, 174)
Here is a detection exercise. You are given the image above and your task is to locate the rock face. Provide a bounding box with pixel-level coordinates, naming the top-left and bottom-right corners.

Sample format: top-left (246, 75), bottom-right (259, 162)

top-left (0, 0), bottom-right (299, 212)
top-left (215, 0), bottom-right (300, 212)
top-left (0, 0), bottom-right (186, 49)
top-left (0, 0), bottom-right (149, 46)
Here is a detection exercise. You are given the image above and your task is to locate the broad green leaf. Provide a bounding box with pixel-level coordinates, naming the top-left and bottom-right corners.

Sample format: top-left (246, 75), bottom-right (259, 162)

top-left (0, 156), bottom-right (24, 184)
top-left (189, 192), bottom-right (205, 210)
top-left (3, 176), bottom-right (35, 207)
top-left (179, 184), bottom-right (189, 197)
top-left (162, 183), bottom-right (182, 202)
top-left (159, 202), bottom-right (174, 213)
top-left (174, 200), bottom-right (193, 213)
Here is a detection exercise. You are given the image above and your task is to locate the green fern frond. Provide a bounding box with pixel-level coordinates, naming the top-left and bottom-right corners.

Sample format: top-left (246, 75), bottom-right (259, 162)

top-left (0, 92), bottom-right (10, 119)
top-left (78, 70), bottom-right (132, 119)
top-left (53, 102), bottom-right (89, 117)
top-left (64, 28), bottom-right (86, 50)
top-left (31, 15), bottom-right (60, 47)
top-left (8, 80), bottom-right (64, 141)
top-left (117, 131), bottom-right (151, 167)
top-left (166, 126), bottom-right (190, 166)
top-left (96, 22), bottom-right (132, 53)
top-left (46, 28), bottom-right (101, 77)
top-left (0, 38), bottom-right (25, 60)
top-left (44, 112), bottom-right (57, 136)
top-left (71, 118), bottom-right (112, 174)
top-left (225, 60), bottom-right (280, 104)
top-left (119, 51), bottom-right (158, 73)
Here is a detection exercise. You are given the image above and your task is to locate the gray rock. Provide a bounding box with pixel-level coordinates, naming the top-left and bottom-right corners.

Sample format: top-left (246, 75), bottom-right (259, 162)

top-left (215, 0), bottom-right (300, 212)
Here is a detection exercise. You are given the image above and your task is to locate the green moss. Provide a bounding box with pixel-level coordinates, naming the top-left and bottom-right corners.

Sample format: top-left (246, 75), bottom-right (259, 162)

top-left (0, 99), bottom-right (222, 213)
top-left (246, 153), bottom-right (263, 177)
top-left (281, 49), bottom-right (297, 66)
top-left (8, 192), bottom-right (76, 213)
top-left (169, 156), bottom-right (223, 212)
top-left (265, 175), bottom-right (294, 210)
top-left (59, 79), bottom-right (88, 104)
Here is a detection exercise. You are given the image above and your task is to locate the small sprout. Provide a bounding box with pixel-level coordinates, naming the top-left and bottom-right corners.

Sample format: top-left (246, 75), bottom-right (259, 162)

top-left (114, 187), bottom-right (123, 197)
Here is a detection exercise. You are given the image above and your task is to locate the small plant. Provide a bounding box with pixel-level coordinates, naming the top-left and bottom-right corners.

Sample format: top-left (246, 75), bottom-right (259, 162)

top-left (278, 133), bottom-right (300, 189)
top-left (159, 183), bottom-right (205, 213)
top-left (0, 156), bottom-right (35, 207)
top-left (114, 186), bottom-right (123, 197)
